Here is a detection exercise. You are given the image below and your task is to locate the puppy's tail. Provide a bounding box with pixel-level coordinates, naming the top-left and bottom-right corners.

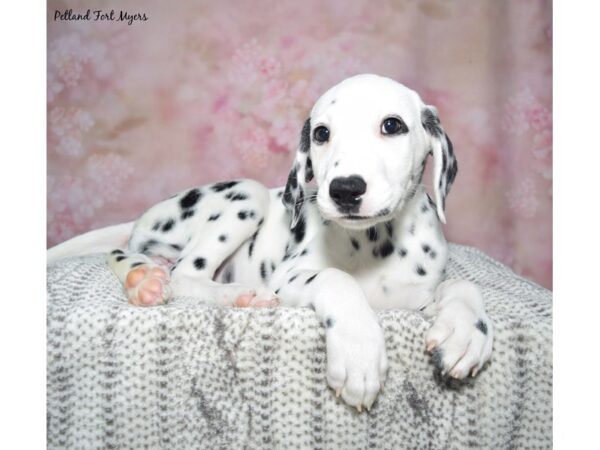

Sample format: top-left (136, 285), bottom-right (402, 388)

top-left (47, 221), bottom-right (135, 264)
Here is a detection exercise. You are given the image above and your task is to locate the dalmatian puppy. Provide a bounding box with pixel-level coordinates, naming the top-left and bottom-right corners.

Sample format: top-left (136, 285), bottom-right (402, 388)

top-left (48, 74), bottom-right (493, 411)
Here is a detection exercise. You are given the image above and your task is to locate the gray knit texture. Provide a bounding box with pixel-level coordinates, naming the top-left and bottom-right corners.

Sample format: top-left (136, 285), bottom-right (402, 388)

top-left (47, 243), bottom-right (552, 449)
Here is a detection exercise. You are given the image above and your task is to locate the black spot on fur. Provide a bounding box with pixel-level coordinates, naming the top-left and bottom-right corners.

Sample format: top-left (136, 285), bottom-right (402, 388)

top-left (170, 243), bottom-right (182, 251)
top-left (181, 210), bottom-right (195, 220)
top-left (193, 257), bottom-right (206, 270)
top-left (130, 261), bottom-right (143, 268)
top-left (218, 234), bottom-right (227, 242)
top-left (180, 188), bottom-right (202, 209)
top-left (421, 203), bottom-right (429, 213)
top-left (430, 347), bottom-right (471, 389)
top-left (248, 230), bottom-right (259, 258)
top-left (373, 240), bottom-right (395, 258)
top-left (300, 249), bottom-right (308, 256)
top-left (152, 221), bottom-right (161, 231)
top-left (238, 210), bottom-right (257, 220)
top-left (442, 151), bottom-right (448, 175)
top-left (111, 249), bottom-right (124, 255)
top-left (430, 251), bottom-right (437, 259)
top-left (282, 244), bottom-right (292, 261)
top-left (292, 214), bottom-right (306, 243)
top-left (287, 165), bottom-right (299, 190)
top-left (115, 255), bottom-right (126, 262)
top-left (351, 238), bottom-right (360, 251)
top-left (260, 261), bottom-right (268, 281)
top-left (366, 227), bottom-right (378, 242)
top-left (325, 317), bottom-right (335, 328)
top-left (433, 369), bottom-right (469, 390)
top-left (162, 218), bottom-right (175, 232)
top-left (140, 239), bottom-right (157, 253)
top-left (225, 191), bottom-right (249, 201)
top-left (385, 221), bottom-right (394, 237)
top-left (305, 273), bottom-right (318, 284)
top-left (277, 190), bottom-right (283, 198)
top-left (288, 274), bottom-right (299, 283)
top-left (208, 213), bottom-right (220, 221)
top-left (431, 348), bottom-right (444, 371)
top-left (416, 265), bottom-right (427, 276)
top-left (399, 248), bottom-right (408, 257)
top-left (422, 244), bottom-right (431, 253)
top-left (475, 320), bottom-right (488, 335)
top-left (409, 223), bottom-right (416, 235)
top-left (305, 157), bottom-right (314, 182)
top-left (446, 135), bottom-right (458, 184)
top-left (211, 181), bottom-right (239, 192)
top-left (427, 194), bottom-right (436, 208)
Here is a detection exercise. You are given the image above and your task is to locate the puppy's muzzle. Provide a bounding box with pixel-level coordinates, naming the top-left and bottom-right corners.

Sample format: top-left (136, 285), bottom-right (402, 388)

top-left (329, 175), bottom-right (367, 213)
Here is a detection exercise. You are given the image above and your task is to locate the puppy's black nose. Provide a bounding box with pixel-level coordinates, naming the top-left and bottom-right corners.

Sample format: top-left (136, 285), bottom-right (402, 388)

top-left (329, 175), bottom-right (367, 210)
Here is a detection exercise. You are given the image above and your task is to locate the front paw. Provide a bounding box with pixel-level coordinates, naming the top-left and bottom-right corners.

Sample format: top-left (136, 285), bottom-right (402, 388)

top-left (325, 313), bottom-right (388, 411)
top-left (425, 297), bottom-right (493, 379)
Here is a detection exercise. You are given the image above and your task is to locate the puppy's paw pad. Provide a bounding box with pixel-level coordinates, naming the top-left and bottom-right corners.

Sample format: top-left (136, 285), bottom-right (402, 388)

top-left (125, 265), bottom-right (171, 307)
top-left (233, 289), bottom-right (280, 308)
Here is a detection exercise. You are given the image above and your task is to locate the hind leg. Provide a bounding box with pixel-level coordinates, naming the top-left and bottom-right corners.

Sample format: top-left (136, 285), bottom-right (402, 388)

top-left (109, 179), bottom-right (277, 307)
top-left (107, 250), bottom-right (172, 306)
top-left (167, 197), bottom-right (279, 307)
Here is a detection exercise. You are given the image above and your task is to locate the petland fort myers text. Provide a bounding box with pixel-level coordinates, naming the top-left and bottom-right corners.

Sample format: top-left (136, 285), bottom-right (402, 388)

top-left (54, 9), bottom-right (148, 26)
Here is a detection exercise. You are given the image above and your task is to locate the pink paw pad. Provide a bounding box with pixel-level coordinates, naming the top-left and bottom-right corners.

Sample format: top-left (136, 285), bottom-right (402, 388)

top-left (125, 265), bottom-right (171, 306)
top-left (234, 291), bottom-right (280, 308)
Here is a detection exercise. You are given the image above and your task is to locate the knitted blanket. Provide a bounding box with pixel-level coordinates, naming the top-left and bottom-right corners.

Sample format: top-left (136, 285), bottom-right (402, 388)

top-left (47, 244), bottom-right (552, 449)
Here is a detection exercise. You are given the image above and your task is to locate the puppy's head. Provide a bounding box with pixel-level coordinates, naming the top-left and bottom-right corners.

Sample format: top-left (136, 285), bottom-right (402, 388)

top-left (283, 74), bottom-right (457, 230)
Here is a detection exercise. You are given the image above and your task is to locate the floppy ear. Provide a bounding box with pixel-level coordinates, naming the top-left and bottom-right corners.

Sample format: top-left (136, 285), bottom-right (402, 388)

top-left (421, 106), bottom-right (458, 224)
top-left (282, 118), bottom-right (314, 229)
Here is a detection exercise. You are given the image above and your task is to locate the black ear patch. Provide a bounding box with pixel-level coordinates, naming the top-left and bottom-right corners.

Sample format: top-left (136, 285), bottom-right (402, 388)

top-left (443, 133), bottom-right (458, 193)
top-left (421, 106), bottom-right (458, 222)
top-left (299, 118), bottom-right (311, 153)
top-left (421, 108), bottom-right (442, 137)
top-left (282, 117), bottom-right (313, 229)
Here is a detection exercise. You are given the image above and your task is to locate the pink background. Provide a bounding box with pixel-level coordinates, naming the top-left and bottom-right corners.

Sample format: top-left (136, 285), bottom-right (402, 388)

top-left (47, 0), bottom-right (552, 289)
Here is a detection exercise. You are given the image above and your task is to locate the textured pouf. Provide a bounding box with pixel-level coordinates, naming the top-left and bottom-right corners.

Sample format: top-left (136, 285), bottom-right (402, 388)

top-left (47, 243), bottom-right (552, 449)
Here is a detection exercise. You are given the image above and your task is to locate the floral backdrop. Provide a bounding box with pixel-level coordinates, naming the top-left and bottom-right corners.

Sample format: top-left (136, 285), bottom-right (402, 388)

top-left (47, 0), bottom-right (552, 289)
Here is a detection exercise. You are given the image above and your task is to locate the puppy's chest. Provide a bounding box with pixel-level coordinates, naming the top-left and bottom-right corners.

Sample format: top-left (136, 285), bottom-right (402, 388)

top-left (328, 222), bottom-right (448, 310)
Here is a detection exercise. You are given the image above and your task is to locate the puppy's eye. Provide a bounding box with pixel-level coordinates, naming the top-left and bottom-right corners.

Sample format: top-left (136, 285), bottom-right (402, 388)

top-left (313, 126), bottom-right (330, 144)
top-left (381, 117), bottom-right (408, 135)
